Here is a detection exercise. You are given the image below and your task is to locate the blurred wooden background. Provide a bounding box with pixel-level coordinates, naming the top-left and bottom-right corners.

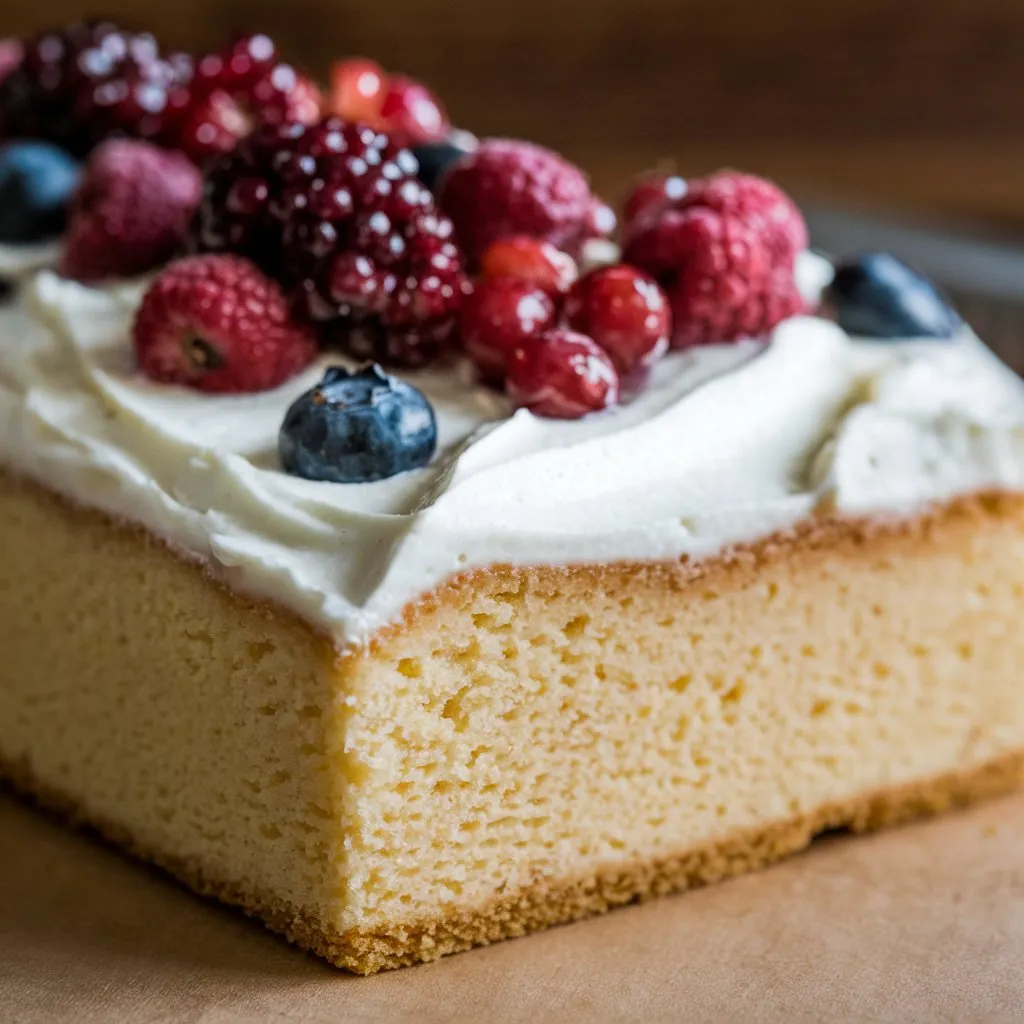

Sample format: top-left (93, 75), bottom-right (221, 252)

top-left (7, 0), bottom-right (1024, 229)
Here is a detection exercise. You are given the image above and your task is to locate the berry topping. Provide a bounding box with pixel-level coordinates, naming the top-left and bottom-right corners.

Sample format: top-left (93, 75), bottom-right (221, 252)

top-left (678, 171), bottom-right (807, 264)
top-left (826, 253), bottom-right (959, 339)
top-left (623, 169), bottom-right (807, 348)
top-left (458, 278), bottom-right (557, 382)
top-left (411, 135), bottom-right (477, 192)
top-left (329, 59), bottom-right (448, 146)
top-left (172, 34), bottom-right (321, 165)
top-left (133, 254), bottom-right (317, 393)
top-left (564, 265), bottom-right (669, 375)
top-left (478, 236), bottom-right (578, 297)
top-left (506, 328), bottom-right (619, 419)
top-left (622, 172), bottom-right (687, 229)
top-left (438, 139), bottom-right (592, 261)
top-left (192, 118), bottom-right (468, 368)
top-left (0, 141), bottom-right (80, 244)
top-left (0, 21), bottom-right (193, 157)
top-left (60, 139), bottom-right (201, 282)
top-left (279, 363), bottom-right (437, 483)
top-left (635, 207), bottom-right (805, 349)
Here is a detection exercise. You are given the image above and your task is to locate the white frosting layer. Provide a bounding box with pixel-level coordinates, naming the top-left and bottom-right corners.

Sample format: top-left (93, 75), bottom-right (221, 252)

top-left (1, 251), bottom-right (1023, 647)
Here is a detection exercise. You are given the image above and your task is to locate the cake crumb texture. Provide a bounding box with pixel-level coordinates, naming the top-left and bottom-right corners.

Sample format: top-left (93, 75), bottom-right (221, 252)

top-left (2, 473), bottom-right (1024, 972)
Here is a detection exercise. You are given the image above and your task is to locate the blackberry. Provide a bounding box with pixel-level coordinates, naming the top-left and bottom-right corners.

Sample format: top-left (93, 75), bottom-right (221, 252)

top-left (192, 117), bottom-right (470, 367)
top-left (0, 21), bottom-right (193, 157)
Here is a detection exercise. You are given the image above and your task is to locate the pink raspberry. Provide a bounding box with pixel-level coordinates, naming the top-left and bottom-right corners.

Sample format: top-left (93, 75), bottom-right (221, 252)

top-left (677, 171), bottom-right (807, 265)
top-left (438, 139), bottom-right (592, 261)
top-left (642, 208), bottom-right (804, 349)
top-left (133, 254), bottom-right (318, 393)
top-left (60, 140), bottom-right (202, 283)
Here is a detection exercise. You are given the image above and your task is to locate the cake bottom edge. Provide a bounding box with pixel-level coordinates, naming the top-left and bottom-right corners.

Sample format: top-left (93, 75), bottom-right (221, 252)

top-left (3, 749), bottom-right (1023, 975)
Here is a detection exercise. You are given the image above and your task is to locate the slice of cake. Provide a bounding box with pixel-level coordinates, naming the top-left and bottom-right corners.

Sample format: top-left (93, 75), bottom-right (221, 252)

top-left (3, 21), bottom-right (1024, 975)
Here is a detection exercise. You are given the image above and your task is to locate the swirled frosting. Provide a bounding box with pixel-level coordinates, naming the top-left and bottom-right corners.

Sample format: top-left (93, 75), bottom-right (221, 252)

top-left (1, 250), bottom-right (1023, 646)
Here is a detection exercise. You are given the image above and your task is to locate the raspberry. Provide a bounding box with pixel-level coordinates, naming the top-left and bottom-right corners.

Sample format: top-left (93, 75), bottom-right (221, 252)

top-left (478, 236), bottom-right (578, 297)
top-left (646, 207), bottom-right (803, 349)
top-left (458, 278), bottom-right (556, 382)
top-left (622, 172), bottom-right (687, 229)
top-left (438, 139), bottom-right (592, 261)
top-left (60, 139), bottom-right (201, 283)
top-left (564, 265), bottom-right (669, 375)
top-left (329, 59), bottom-right (448, 147)
top-left (133, 254), bottom-right (317, 393)
top-left (506, 328), bottom-right (619, 419)
top-left (191, 118), bottom-right (469, 368)
top-left (171, 34), bottom-right (321, 165)
top-left (678, 171), bottom-right (807, 265)
top-left (0, 21), bottom-right (193, 157)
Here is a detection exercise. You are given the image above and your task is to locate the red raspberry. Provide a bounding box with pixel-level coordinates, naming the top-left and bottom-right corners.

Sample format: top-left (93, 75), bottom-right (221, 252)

top-left (459, 278), bottom-right (556, 382)
top-left (506, 328), bottom-right (619, 419)
top-left (133, 254), bottom-right (317, 393)
top-left (564, 265), bottom-right (669, 375)
top-left (478, 236), bottom-right (578, 297)
top-left (171, 34), bottom-right (321, 164)
top-left (191, 118), bottom-right (469, 368)
top-left (678, 171), bottom-right (807, 265)
top-left (622, 172), bottom-right (686, 229)
top-left (647, 207), bottom-right (804, 349)
top-left (438, 139), bottom-right (592, 261)
top-left (60, 140), bottom-right (202, 283)
top-left (329, 59), bottom-right (448, 146)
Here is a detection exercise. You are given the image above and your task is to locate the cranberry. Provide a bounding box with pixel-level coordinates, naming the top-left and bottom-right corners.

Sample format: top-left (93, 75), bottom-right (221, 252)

top-left (458, 278), bottom-right (556, 382)
top-left (622, 173), bottom-right (687, 229)
top-left (506, 328), bottom-right (620, 419)
top-left (564, 264), bottom-right (670, 375)
top-left (478, 236), bottom-right (578, 297)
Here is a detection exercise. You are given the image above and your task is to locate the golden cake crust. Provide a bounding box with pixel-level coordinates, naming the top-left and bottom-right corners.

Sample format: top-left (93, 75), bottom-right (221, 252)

top-left (4, 472), bottom-right (1024, 973)
top-left (5, 749), bottom-right (1023, 974)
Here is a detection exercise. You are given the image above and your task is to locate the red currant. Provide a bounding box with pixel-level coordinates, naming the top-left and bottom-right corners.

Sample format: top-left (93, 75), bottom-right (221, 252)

top-left (458, 278), bottom-right (556, 382)
top-left (329, 57), bottom-right (386, 123)
top-left (506, 329), bottom-right (620, 419)
top-left (564, 265), bottom-right (670, 375)
top-left (377, 75), bottom-right (448, 144)
top-left (478, 236), bottom-right (578, 297)
top-left (622, 173), bottom-right (687, 229)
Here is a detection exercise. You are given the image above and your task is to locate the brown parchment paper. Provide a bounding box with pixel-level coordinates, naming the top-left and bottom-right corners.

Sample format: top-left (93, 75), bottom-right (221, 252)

top-left (2, 793), bottom-right (1023, 1023)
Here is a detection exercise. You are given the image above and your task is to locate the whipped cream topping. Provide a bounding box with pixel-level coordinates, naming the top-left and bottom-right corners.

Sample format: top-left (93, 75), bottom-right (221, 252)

top-left (1, 249), bottom-right (1023, 647)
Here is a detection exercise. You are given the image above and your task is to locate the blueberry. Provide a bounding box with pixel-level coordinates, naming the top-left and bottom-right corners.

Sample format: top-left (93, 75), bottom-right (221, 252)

top-left (0, 141), bottom-right (81, 245)
top-left (279, 364), bottom-right (437, 484)
top-left (411, 132), bottom-right (476, 192)
top-left (826, 252), bottom-right (959, 339)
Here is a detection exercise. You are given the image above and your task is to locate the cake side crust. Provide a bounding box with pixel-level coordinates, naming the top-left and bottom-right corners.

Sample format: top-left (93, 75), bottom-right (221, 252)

top-left (4, 750), bottom-right (1022, 974)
